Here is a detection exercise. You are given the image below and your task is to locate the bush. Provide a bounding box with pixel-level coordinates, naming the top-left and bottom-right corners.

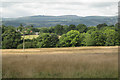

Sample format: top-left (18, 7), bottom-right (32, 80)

top-left (17, 42), bottom-right (36, 49)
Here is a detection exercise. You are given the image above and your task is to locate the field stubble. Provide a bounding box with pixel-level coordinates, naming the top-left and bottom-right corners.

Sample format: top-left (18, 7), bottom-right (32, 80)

top-left (2, 46), bottom-right (118, 78)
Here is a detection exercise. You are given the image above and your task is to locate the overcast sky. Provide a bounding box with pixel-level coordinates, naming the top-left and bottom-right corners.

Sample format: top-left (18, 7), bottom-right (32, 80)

top-left (0, 0), bottom-right (119, 18)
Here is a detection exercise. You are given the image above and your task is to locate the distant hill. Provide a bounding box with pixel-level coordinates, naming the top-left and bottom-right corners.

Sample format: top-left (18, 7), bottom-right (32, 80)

top-left (2, 15), bottom-right (117, 27)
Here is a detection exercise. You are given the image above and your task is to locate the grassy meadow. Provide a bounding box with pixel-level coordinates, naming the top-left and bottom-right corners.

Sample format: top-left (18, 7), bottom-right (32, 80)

top-left (22, 35), bottom-right (39, 39)
top-left (2, 46), bottom-right (118, 78)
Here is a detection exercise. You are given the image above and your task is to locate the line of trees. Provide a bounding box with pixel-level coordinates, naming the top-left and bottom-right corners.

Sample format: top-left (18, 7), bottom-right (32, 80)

top-left (1, 23), bottom-right (120, 49)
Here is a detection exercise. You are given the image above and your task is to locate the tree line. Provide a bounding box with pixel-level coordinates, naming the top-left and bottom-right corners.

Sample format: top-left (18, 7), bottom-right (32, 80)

top-left (1, 23), bottom-right (120, 49)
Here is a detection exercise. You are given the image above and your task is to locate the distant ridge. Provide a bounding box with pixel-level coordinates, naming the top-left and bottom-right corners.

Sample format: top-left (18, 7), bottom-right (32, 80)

top-left (2, 15), bottom-right (117, 27)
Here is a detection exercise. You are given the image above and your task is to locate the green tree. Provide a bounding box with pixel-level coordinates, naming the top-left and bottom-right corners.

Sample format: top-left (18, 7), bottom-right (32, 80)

top-left (2, 25), bottom-right (7, 33)
top-left (103, 28), bottom-right (119, 46)
top-left (37, 33), bottom-right (59, 48)
top-left (83, 31), bottom-right (106, 46)
top-left (39, 27), bottom-right (49, 33)
top-left (49, 26), bottom-right (55, 33)
top-left (58, 30), bottom-right (82, 47)
top-left (63, 25), bottom-right (69, 33)
top-left (76, 24), bottom-right (87, 33)
top-left (2, 28), bottom-right (21, 49)
top-left (115, 23), bottom-right (120, 31)
top-left (91, 31), bottom-right (106, 46)
top-left (82, 33), bottom-right (95, 46)
top-left (97, 23), bottom-right (107, 29)
top-left (54, 24), bottom-right (64, 35)
top-left (17, 24), bottom-right (24, 32)
top-left (68, 24), bottom-right (76, 31)
top-left (87, 26), bottom-right (97, 34)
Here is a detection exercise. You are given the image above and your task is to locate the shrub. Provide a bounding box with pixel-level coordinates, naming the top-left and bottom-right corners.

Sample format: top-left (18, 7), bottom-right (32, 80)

top-left (17, 42), bottom-right (36, 49)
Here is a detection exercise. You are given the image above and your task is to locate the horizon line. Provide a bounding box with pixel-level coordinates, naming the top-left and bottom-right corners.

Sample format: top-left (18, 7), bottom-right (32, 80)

top-left (2, 14), bottom-right (117, 18)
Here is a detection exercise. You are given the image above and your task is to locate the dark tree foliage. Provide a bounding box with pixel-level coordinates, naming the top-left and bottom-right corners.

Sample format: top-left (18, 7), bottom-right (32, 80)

top-left (0, 26), bottom-right (2, 49)
top-left (36, 33), bottom-right (59, 48)
top-left (97, 23), bottom-right (107, 29)
top-left (115, 23), bottom-right (120, 31)
top-left (2, 23), bottom-right (119, 49)
top-left (90, 31), bottom-right (106, 46)
top-left (17, 42), bottom-right (36, 49)
top-left (63, 25), bottom-right (69, 34)
top-left (76, 24), bottom-right (87, 33)
top-left (49, 27), bottom-right (55, 33)
top-left (2, 27), bottom-right (21, 49)
top-left (87, 26), bottom-right (97, 34)
top-left (68, 24), bottom-right (76, 31)
top-left (39, 27), bottom-right (49, 33)
top-left (54, 24), bottom-right (64, 35)
top-left (17, 24), bottom-right (24, 32)
top-left (82, 31), bottom-right (106, 46)
top-left (103, 28), bottom-right (119, 46)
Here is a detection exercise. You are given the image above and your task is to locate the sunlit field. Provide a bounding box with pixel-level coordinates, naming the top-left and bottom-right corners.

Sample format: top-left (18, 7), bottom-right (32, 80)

top-left (2, 46), bottom-right (118, 78)
top-left (22, 35), bottom-right (39, 39)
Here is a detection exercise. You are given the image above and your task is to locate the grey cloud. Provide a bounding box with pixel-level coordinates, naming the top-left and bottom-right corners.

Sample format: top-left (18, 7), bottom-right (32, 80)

top-left (1, 2), bottom-right (19, 7)
top-left (3, 7), bottom-right (33, 18)
top-left (1, 2), bottom-right (117, 8)
top-left (89, 2), bottom-right (117, 8)
top-left (1, 2), bottom-right (34, 7)
top-left (1, 2), bottom-right (84, 8)
top-left (40, 2), bottom-right (83, 5)
top-left (52, 7), bottom-right (75, 11)
top-left (1, 1), bottom-right (118, 18)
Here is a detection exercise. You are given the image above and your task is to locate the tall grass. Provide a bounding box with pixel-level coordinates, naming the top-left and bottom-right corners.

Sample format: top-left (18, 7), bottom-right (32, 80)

top-left (2, 46), bottom-right (118, 78)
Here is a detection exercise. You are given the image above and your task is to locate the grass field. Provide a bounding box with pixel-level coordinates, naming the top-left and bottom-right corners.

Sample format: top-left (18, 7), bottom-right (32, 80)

top-left (22, 35), bottom-right (39, 39)
top-left (2, 46), bottom-right (118, 78)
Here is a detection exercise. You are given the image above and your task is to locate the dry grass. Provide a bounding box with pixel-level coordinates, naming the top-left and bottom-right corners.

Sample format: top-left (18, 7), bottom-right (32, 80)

top-left (2, 46), bottom-right (118, 78)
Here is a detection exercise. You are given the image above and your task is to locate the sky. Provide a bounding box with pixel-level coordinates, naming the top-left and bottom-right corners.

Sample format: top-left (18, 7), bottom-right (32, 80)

top-left (0, 0), bottom-right (119, 18)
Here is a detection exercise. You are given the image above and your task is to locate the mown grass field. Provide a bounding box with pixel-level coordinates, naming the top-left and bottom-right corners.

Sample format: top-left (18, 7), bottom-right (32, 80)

top-left (22, 35), bottom-right (39, 39)
top-left (2, 46), bottom-right (118, 78)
